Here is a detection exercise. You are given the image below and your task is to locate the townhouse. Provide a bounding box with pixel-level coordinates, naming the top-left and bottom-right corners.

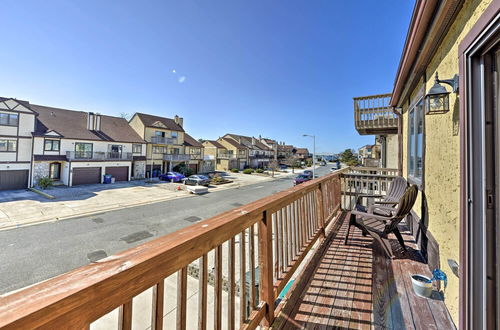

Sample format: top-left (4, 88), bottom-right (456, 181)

top-left (353, 0), bottom-right (499, 325)
top-left (202, 140), bottom-right (231, 171)
top-left (129, 113), bottom-right (189, 177)
top-left (31, 105), bottom-right (146, 186)
top-left (0, 98), bottom-right (36, 190)
top-left (217, 137), bottom-right (248, 170)
top-left (357, 141), bottom-right (381, 167)
top-left (294, 148), bottom-right (310, 161)
top-left (223, 134), bottom-right (273, 168)
top-left (183, 133), bottom-right (212, 173)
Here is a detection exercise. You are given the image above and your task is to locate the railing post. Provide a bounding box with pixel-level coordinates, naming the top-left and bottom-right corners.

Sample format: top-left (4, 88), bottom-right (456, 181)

top-left (316, 183), bottom-right (326, 238)
top-left (259, 210), bottom-right (275, 327)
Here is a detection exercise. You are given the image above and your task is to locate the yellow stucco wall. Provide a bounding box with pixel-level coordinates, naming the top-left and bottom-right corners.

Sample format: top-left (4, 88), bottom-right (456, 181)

top-left (400, 0), bottom-right (493, 323)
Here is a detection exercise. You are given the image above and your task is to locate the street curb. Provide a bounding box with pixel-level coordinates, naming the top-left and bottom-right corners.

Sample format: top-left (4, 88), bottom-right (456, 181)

top-left (28, 188), bottom-right (55, 200)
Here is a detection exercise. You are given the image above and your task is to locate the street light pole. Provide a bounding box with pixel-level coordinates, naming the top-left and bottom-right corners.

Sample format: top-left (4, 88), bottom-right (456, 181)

top-left (303, 134), bottom-right (316, 178)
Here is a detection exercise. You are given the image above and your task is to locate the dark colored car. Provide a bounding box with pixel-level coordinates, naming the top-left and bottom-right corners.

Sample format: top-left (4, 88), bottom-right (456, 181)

top-left (279, 164), bottom-right (288, 170)
top-left (302, 170), bottom-right (313, 179)
top-left (159, 171), bottom-right (185, 182)
top-left (183, 174), bottom-right (211, 186)
top-left (294, 174), bottom-right (311, 185)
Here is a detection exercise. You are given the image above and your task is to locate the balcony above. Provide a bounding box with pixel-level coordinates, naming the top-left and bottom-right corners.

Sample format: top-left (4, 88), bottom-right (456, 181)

top-left (163, 154), bottom-right (190, 161)
top-left (354, 93), bottom-right (398, 135)
top-left (151, 136), bottom-right (178, 145)
top-left (66, 151), bottom-right (133, 161)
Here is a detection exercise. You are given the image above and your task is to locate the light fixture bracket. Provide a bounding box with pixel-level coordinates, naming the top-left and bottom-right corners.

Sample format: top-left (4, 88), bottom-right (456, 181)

top-left (435, 73), bottom-right (459, 93)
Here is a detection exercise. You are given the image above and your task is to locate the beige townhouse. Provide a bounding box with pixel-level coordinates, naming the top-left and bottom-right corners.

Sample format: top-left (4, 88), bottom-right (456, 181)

top-left (202, 140), bottom-right (231, 171)
top-left (217, 137), bottom-right (248, 170)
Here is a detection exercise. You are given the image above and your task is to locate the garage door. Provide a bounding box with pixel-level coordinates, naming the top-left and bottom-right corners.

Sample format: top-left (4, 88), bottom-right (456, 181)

top-left (105, 166), bottom-right (129, 182)
top-left (72, 167), bottom-right (101, 185)
top-left (0, 170), bottom-right (28, 191)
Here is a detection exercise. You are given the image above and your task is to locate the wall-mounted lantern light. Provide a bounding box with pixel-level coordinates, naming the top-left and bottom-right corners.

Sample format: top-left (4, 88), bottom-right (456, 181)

top-left (425, 72), bottom-right (459, 114)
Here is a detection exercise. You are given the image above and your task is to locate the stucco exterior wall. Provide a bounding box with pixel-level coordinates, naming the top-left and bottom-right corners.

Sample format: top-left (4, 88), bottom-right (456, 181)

top-left (400, 0), bottom-right (493, 322)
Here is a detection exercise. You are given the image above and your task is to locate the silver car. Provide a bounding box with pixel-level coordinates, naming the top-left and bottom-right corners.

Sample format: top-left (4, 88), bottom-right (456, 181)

top-left (183, 174), bottom-right (211, 186)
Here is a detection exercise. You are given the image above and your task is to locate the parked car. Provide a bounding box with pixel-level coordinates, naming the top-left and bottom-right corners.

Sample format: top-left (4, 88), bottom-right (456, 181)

top-left (279, 164), bottom-right (288, 170)
top-left (183, 174), bottom-right (211, 186)
top-left (302, 170), bottom-right (313, 179)
top-left (294, 174), bottom-right (311, 185)
top-left (159, 171), bottom-right (185, 182)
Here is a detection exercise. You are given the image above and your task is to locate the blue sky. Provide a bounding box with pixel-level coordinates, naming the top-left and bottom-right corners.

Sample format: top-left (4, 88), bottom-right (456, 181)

top-left (1, 1), bottom-right (413, 153)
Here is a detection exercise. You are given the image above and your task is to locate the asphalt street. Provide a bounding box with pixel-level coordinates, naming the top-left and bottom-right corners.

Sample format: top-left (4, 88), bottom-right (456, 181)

top-left (0, 166), bottom-right (332, 295)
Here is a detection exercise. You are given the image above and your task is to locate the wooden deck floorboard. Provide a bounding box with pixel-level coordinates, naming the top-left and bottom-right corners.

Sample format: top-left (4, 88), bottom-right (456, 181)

top-left (273, 212), bottom-right (456, 330)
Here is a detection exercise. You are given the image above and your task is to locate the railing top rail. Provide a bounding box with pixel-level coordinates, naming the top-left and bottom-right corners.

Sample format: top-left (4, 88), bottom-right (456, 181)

top-left (0, 167), bottom-right (348, 329)
top-left (353, 93), bottom-right (392, 101)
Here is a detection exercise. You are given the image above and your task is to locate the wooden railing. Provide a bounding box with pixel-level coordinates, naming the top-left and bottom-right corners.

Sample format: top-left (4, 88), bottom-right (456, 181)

top-left (354, 93), bottom-right (398, 135)
top-left (340, 166), bottom-right (398, 210)
top-left (0, 169), bottom-right (345, 330)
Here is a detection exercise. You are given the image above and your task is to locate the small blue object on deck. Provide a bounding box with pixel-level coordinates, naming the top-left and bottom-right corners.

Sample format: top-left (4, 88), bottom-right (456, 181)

top-left (279, 279), bottom-right (295, 299)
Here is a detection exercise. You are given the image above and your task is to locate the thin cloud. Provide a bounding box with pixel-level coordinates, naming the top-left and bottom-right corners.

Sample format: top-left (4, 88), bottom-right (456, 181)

top-left (178, 76), bottom-right (186, 83)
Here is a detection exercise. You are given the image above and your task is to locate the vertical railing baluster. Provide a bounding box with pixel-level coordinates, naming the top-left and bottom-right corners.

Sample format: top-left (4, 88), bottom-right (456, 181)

top-left (198, 255), bottom-right (207, 330)
top-left (228, 237), bottom-right (235, 330)
top-left (249, 224), bottom-right (256, 310)
top-left (176, 267), bottom-right (187, 330)
top-left (214, 245), bottom-right (222, 330)
top-left (239, 230), bottom-right (246, 325)
top-left (118, 300), bottom-right (132, 330)
top-left (259, 210), bottom-right (275, 326)
top-left (152, 279), bottom-right (164, 330)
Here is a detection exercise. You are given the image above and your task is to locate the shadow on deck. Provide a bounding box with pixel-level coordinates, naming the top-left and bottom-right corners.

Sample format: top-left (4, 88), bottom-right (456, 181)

top-left (272, 211), bottom-right (456, 329)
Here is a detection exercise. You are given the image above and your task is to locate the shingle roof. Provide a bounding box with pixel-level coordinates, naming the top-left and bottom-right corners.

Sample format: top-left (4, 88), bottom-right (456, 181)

top-left (204, 140), bottom-right (226, 149)
top-left (295, 148), bottom-right (309, 154)
top-left (32, 104), bottom-right (145, 143)
top-left (224, 134), bottom-right (270, 150)
top-left (134, 113), bottom-right (184, 132)
top-left (184, 133), bottom-right (203, 147)
top-left (220, 138), bottom-right (246, 149)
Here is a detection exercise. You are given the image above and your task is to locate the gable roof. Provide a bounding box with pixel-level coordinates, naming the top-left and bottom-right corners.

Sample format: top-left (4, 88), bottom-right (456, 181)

top-left (295, 148), bottom-right (309, 154)
top-left (32, 104), bottom-right (145, 143)
top-left (224, 133), bottom-right (271, 151)
top-left (184, 133), bottom-right (202, 147)
top-left (203, 140), bottom-right (226, 149)
top-left (278, 144), bottom-right (294, 152)
top-left (220, 137), bottom-right (246, 149)
top-left (0, 97), bottom-right (35, 113)
top-left (133, 113), bottom-right (184, 132)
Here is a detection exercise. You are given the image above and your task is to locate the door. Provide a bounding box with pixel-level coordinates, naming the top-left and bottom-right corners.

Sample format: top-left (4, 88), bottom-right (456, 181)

top-left (0, 170), bottom-right (28, 190)
top-left (105, 166), bottom-right (128, 181)
top-left (109, 145), bottom-right (123, 159)
top-left (464, 26), bottom-right (499, 329)
top-left (189, 163), bottom-right (198, 173)
top-left (49, 163), bottom-right (61, 180)
top-left (72, 167), bottom-right (101, 185)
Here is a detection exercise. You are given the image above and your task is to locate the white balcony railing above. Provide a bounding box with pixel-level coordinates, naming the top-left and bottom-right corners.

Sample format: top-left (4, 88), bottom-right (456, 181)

top-left (163, 154), bottom-right (191, 161)
top-left (66, 151), bottom-right (133, 161)
top-left (151, 136), bottom-right (177, 145)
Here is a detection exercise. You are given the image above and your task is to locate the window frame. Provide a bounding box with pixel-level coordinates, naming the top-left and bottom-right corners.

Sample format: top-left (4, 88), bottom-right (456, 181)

top-left (407, 94), bottom-right (425, 188)
top-left (0, 139), bottom-right (17, 152)
top-left (132, 144), bottom-right (142, 153)
top-left (44, 139), bottom-right (60, 152)
top-left (153, 146), bottom-right (166, 154)
top-left (0, 113), bottom-right (19, 127)
top-left (74, 142), bottom-right (93, 159)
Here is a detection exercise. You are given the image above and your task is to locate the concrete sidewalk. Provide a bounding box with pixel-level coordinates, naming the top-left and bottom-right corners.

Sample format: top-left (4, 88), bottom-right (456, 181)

top-left (0, 169), bottom-right (300, 231)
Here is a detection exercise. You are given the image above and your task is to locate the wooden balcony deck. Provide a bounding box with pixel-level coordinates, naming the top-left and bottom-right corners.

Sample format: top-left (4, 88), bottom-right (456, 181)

top-left (354, 94), bottom-right (398, 135)
top-left (272, 212), bottom-right (456, 329)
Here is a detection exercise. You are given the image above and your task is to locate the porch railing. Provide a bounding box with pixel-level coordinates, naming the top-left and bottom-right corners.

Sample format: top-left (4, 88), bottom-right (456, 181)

top-left (0, 169), bottom-right (346, 330)
top-left (340, 166), bottom-right (398, 210)
top-left (66, 151), bottom-right (133, 161)
top-left (151, 136), bottom-right (178, 145)
top-left (354, 93), bottom-right (398, 135)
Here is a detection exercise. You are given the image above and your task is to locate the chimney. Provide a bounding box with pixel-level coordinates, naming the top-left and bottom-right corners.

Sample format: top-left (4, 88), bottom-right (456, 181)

top-left (174, 115), bottom-right (183, 128)
top-left (87, 112), bottom-right (95, 130)
top-left (95, 113), bottom-right (102, 131)
top-left (259, 134), bottom-right (261, 140)
top-left (252, 137), bottom-right (256, 145)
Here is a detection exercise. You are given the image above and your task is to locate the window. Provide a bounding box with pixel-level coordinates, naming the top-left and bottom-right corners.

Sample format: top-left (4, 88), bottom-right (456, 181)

top-left (408, 98), bottom-right (424, 184)
top-left (75, 143), bottom-right (93, 159)
top-left (44, 139), bottom-right (60, 151)
top-left (0, 113), bottom-right (18, 126)
top-left (171, 132), bottom-right (178, 139)
top-left (155, 131), bottom-right (165, 137)
top-left (0, 140), bottom-right (16, 152)
top-left (168, 148), bottom-right (180, 155)
top-left (228, 150), bottom-right (234, 156)
top-left (189, 148), bottom-right (201, 155)
top-left (132, 144), bottom-right (142, 153)
top-left (153, 146), bottom-right (166, 154)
